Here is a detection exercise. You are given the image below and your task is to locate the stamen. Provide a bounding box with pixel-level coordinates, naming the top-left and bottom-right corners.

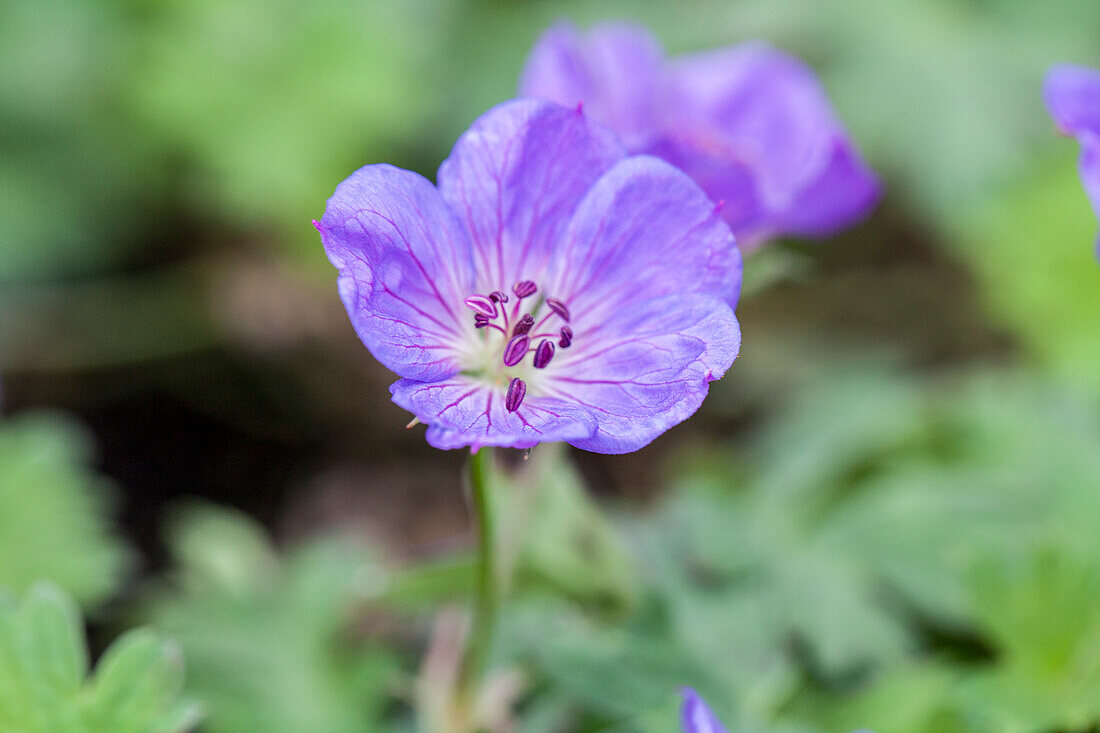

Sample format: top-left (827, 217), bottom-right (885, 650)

top-left (489, 290), bottom-right (509, 303)
top-left (512, 280), bottom-right (537, 299)
top-left (474, 314), bottom-right (491, 328)
top-left (463, 295), bottom-right (497, 318)
top-left (512, 313), bottom-right (535, 336)
top-left (559, 326), bottom-right (573, 348)
top-left (505, 377), bottom-right (527, 412)
top-left (502, 335), bottom-right (530, 367)
top-left (533, 339), bottom-right (555, 369)
top-left (546, 298), bottom-right (571, 322)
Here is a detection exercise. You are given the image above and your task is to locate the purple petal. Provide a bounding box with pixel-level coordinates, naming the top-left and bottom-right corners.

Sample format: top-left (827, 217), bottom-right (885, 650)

top-left (1045, 65), bottom-right (1100, 252)
top-left (679, 688), bottom-right (729, 733)
top-left (1046, 65), bottom-right (1100, 136)
top-left (658, 43), bottom-right (879, 246)
top-left (438, 100), bottom-right (625, 290)
top-left (318, 164), bottom-right (476, 382)
top-left (390, 378), bottom-right (596, 450)
top-left (520, 22), bottom-right (664, 150)
top-left (546, 155), bottom-right (741, 312)
top-left (545, 293), bottom-right (740, 454)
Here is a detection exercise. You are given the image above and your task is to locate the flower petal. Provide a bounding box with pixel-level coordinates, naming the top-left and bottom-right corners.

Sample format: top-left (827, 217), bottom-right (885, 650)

top-left (545, 293), bottom-right (740, 455)
top-left (519, 23), bottom-right (664, 150)
top-left (547, 155), bottom-right (741, 312)
top-left (778, 138), bottom-right (883, 238)
top-left (659, 43), bottom-right (880, 245)
top-left (679, 688), bottom-right (729, 733)
top-left (437, 99), bottom-right (624, 290)
top-left (319, 164), bottom-right (476, 382)
top-left (1045, 65), bottom-right (1100, 136)
top-left (1045, 65), bottom-right (1100, 252)
top-left (390, 378), bottom-right (597, 451)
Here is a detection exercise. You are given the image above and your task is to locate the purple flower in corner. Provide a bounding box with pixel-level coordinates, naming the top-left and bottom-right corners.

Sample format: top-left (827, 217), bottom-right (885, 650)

top-left (317, 100), bottom-right (741, 453)
top-left (1044, 65), bottom-right (1100, 254)
top-left (521, 23), bottom-right (881, 249)
top-left (680, 688), bottom-right (729, 733)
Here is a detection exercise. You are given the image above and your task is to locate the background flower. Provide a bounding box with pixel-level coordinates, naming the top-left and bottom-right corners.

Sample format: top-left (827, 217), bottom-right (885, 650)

top-left (680, 688), bottom-right (729, 733)
top-left (520, 22), bottom-right (881, 249)
top-left (1045, 65), bottom-right (1100, 255)
top-left (318, 99), bottom-right (741, 453)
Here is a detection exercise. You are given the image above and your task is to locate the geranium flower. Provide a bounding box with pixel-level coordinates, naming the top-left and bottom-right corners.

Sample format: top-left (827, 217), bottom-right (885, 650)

top-left (520, 23), bottom-right (881, 249)
top-left (1044, 65), bottom-right (1100, 254)
top-left (680, 688), bottom-right (729, 733)
top-left (317, 100), bottom-right (741, 453)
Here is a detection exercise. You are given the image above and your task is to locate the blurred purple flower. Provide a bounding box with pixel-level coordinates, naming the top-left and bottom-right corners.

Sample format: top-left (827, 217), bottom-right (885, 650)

top-left (521, 23), bottom-right (881, 249)
top-left (318, 100), bottom-right (741, 453)
top-left (1045, 64), bottom-right (1100, 255)
top-left (680, 687), bottom-right (874, 733)
top-left (680, 688), bottom-right (729, 733)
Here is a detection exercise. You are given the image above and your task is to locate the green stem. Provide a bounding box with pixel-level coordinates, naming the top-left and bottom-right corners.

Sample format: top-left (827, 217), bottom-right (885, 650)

top-left (457, 447), bottom-right (496, 711)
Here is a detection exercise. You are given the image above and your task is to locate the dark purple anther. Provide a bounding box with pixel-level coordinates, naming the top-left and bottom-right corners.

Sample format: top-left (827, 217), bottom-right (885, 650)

top-left (474, 314), bottom-right (491, 328)
top-left (502, 334), bottom-right (530, 367)
top-left (463, 295), bottom-right (497, 318)
top-left (489, 290), bottom-right (509, 303)
top-left (505, 377), bottom-right (527, 412)
top-left (513, 313), bottom-right (535, 336)
top-left (533, 339), bottom-right (555, 369)
top-left (512, 280), bottom-right (538, 298)
top-left (546, 298), bottom-right (571, 322)
top-left (558, 326), bottom-right (573, 348)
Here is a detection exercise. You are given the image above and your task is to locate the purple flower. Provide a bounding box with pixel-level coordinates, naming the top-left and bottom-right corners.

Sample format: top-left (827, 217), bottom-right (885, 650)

top-left (520, 23), bottom-right (881, 249)
top-left (317, 100), bottom-right (741, 453)
top-left (680, 688), bottom-right (728, 733)
top-left (1044, 65), bottom-right (1100, 254)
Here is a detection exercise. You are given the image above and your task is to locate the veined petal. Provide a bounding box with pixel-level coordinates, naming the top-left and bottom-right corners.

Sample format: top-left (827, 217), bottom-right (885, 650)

top-left (659, 43), bottom-right (879, 244)
top-left (519, 23), bottom-right (663, 150)
top-left (547, 155), bottom-right (741, 312)
top-left (437, 99), bottom-right (624, 290)
top-left (545, 294), bottom-right (740, 455)
top-left (319, 164), bottom-right (476, 382)
top-left (390, 378), bottom-right (596, 451)
top-left (1045, 65), bottom-right (1100, 252)
top-left (679, 688), bottom-right (730, 733)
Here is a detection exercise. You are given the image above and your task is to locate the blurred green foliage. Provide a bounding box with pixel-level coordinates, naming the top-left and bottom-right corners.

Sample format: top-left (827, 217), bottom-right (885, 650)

top-left (4, 366), bottom-right (1100, 732)
top-left (138, 503), bottom-right (401, 733)
top-left (959, 156), bottom-right (1100, 388)
top-left (0, 582), bottom-right (200, 733)
top-left (0, 413), bottom-right (131, 609)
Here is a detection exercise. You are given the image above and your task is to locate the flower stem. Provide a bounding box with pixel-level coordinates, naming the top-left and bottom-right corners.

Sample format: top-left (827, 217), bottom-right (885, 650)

top-left (457, 447), bottom-right (496, 712)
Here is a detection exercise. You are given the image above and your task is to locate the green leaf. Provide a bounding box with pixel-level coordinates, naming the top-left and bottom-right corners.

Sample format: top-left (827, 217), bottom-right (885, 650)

top-left (0, 412), bottom-right (131, 608)
top-left (958, 549), bottom-right (1100, 732)
top-left (956, 156), bottom-right (1100, 390)
top-left (786, 662), bottom-right (969, 733)
top-left (0, 582), bottom-right (198, 733)
top-left (138, 502), bottom-right (399, 733)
